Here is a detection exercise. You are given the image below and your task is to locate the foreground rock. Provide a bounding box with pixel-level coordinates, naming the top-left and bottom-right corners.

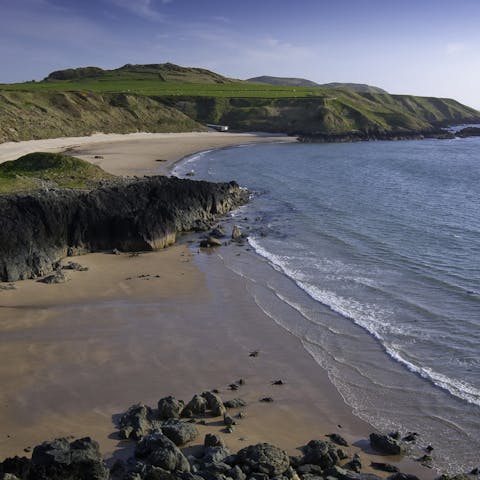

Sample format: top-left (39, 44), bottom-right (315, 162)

top-left (0, 176), bottom-right (248, 282)
top-left (369, 433), bottom-right (408, 455)
top-left (237, 443), bottom-right (290, 476)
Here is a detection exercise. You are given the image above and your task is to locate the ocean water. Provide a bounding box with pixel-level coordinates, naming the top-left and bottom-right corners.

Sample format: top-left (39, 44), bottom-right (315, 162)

top-left (173, 137), bottom-right (480, 473)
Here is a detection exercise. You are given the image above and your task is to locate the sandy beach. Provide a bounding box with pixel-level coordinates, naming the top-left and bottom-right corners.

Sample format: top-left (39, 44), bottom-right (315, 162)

top-left (0, 132), bottom-right (435, 479)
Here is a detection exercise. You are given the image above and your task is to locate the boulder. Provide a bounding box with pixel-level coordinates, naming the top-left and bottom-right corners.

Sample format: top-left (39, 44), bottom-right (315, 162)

top-left (301, 440), bottom-right (339, 470)
top-left (204, 434), bottom-right (225, 448)
top-left (386, 475), bottom-right (420, 480)
top-left (344, 454), bottom-right (361, 473)
top-left (326, 434), bottom-right (348, 447)
top-left (369, 433), bottom-right (407, 455)
top-left (324, 466), bottom-right (382, 480)
top-left (0, 456), bottom-right (30, 480)
top-left (210, 226), bottom-right (226, 239)
top-left (135, 432), bottom-right (190, 472)
top-left (203, 446), bottom-right (232, 465)
top-left (119, 403), bottom-right (158, 440)
top-left (38, 270), bottom-right (67, 284)
top-left (200, 237), bottom-right (223, 248)
top-left (202, 392), bottom-right (227, 417)
top-left (231, 225), bottom-right (242, 240)
top-left (30, 437), bottom-right (108, 480)
top-left (158, 396), bottom-right (185, 420)
top-left (370, 463), bottom-right (399, 473)
top-left (183, 395), bottom-right (208, 416)
top-left (224, 398), bottom-right (247, 409)
top-left (237, 443), bottom-right (289, 477)
top-left (161, 421), bottom-right (199, 446)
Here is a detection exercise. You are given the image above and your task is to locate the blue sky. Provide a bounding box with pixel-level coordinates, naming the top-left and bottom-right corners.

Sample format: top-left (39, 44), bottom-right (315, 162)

top-left (2, 0), bottom-right (480, 109)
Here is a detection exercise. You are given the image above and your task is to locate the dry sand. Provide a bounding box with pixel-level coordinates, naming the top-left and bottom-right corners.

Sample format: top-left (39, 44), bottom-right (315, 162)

top-left (0, 132), bottom-right (435, 478)
top-left (0, 131), bottom-right (296, 176)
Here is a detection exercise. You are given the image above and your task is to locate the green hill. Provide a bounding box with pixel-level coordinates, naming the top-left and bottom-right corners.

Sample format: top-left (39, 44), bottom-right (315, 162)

top-left (0, 63), bottom-right (478, 142)
top-left (320, 83), bottom-right (388, 94)
top-left (247, 76), bottom-right (320, 87)
top-left (0, 152), bottom-right (113, 193)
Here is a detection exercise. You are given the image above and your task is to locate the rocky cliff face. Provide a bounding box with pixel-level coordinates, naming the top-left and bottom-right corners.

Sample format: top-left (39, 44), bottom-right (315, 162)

top-left (0, 176), bottom-right (248, 282)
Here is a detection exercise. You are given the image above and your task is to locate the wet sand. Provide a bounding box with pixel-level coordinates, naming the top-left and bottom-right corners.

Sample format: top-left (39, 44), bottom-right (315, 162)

top-left (0, 132), bottom-right (435, 478)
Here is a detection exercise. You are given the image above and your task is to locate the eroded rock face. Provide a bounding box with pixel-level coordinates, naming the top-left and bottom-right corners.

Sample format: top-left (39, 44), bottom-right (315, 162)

top-left (236, 443), bottom-right (290, 477)
top-left (0, 176), bottom-right (249, 282)
top-left (158, 396), bottom-right (185, 421)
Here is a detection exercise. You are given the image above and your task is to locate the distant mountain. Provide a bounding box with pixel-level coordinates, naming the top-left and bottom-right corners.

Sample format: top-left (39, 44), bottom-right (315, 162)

top-left (247, 76), bottom-right (387, 93)
top-left (45, 63), bottom-right (232, 84)
top-left (247, 76), bottom-right (320, 87)
top-left (320, 82), bottom-right (388, 94)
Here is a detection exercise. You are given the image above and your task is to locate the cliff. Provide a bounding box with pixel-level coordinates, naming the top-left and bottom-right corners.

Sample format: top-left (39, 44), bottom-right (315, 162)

top-left (0, 176), bottom-right (248, 282)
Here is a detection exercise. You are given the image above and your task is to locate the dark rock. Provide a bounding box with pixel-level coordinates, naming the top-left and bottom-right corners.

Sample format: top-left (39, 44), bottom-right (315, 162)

top-left (210, 226), bottom-right (226, 239)
top-left (229, 384), bottom-right (239, 391)
top-left (387, 475), bottom-right (420, 480)
top-left (144, 466), bottom-right (180, 480)
top-left (456, 126), bottom-right (480, 138)
top-left (369, 433), bottom-right (407, 455)
top-left (135, 432), bottom-right (190, 472)
top-left (183, 395), bottom-right (208, 416)
top-left (237, 443), bottom-right (289, 477)
top-left (0, 177), bottom-right (248, 282)
top-left (202, 391), bottom-right (226, 417)
top-left (224, 398), bottom-right (247, 409)
top-left (272, 380), bottom-right (284, 386)
top-left (119, 403), bottom-right (158, 440)
top-left (259, 397), bottom-right (274, 403)
top-left (161, 421), bottom-right (199, 446)
top-left (324, 466), bottom-right (382, 480)
top-left (230, 465), bottom-right (247, 480)
top-left (0, 456), bottom-right (30, 479)
top-left (388, 431), bottom-right (401, 440)
top-left (336, 449), bottom-right (348, 461)
top-left (62, 261), bottom-right (88, 271)
top-left (471, 468), bottom-right (479, 475)
top-left (232, 225), bottom-right (242, 240)
top-left (370, 463), bottom-right (399, 473)
top-left (248, 473), bottom-right (269, 480)
top-left (204, 434), bottom-right (225, 448)
top-left (249, 351), bottom-right (259, 357)
top-left (158, 396), bottom-right (185, 420)
top-left (296, 464), bottom-right (324, 475)
top-left (326, 434), bottom-right (348, 447)
top-left (38, 270), bottom-right (67, 284)
top-left (223, 414), bottom-right (236, 427)
top-left (425, 445), bottom-right (434, 453)
top-left (30, 436), bottom-right (108, 480)
top-left (344, 454), bottom-right (362, 473)
top-left (203, 446), bottom-right (232, 465)
top-left (200, 237), bottom-right (223, 248)
top-left (402, 433), bottom-right (418, 443)
top-left (301, 440), bottom-right (339, 469)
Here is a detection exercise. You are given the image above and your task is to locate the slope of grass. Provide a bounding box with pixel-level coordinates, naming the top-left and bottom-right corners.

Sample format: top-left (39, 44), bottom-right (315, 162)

top-left (0, 152), bottom-right (113, 193)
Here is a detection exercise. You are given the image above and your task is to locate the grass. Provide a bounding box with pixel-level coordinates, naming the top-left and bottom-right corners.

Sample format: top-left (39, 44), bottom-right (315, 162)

top-left (0, 78), bottom-right (336, 99)
top-left (0, 152), bottom-right (113, 193)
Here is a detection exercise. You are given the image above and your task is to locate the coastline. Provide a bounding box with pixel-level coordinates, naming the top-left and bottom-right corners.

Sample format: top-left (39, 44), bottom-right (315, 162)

top-left (0, 132), bottom-right (438, 479)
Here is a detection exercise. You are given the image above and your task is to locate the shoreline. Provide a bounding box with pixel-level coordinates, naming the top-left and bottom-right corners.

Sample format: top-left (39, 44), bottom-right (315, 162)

top-left (0, 132), bottom-right (447, 479)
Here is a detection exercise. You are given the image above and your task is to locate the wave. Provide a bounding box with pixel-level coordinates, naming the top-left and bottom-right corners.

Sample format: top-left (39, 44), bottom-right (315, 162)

top-left (248, 236), bottom-right (480, 407)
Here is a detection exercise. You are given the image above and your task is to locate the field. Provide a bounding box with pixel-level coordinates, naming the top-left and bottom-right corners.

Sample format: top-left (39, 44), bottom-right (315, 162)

top-left (0, 78), bottom-right (334, 99)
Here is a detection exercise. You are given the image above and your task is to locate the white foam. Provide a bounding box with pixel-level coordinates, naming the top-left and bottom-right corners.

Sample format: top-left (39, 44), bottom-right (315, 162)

top-left (248, 235), bottom-right (480, 407)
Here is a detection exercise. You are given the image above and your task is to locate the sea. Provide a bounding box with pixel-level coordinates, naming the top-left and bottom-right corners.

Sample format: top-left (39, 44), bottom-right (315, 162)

top-left (172, 133), bottom-right (480, 473)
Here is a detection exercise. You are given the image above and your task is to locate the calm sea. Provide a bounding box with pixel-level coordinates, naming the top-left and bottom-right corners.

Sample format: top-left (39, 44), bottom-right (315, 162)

top-left (173, 136), bottom-right (480, 473)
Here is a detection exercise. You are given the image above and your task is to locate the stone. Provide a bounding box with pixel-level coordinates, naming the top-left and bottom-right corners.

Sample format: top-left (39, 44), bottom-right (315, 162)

top-left (62, 261), bottom-right (88, 271)
top-left (386, 475), bottom-right (420, 480)
top-left (344, 454), bottom-right (362, 473)
top-left (369, 433), bottom-right (407, 456)
top-left (135, 432), bottom-right (190, 472)
top-left (259, 397), bottom-right (273, 403)
top-left (38, 270), bottom-right (66, 284)
top-left (204, 434), bottom-right (225, 448)
top-left (158, 396), bottom-right (185, 420)
top-left (230, 465), bottom-right (247, 480)
top-left (326, 434), bottom-right (348, 447)
top-left (202, 391), bottom-right (227, 417)
top-left (232, 225), bottom-right (242, 240)
top-left (30, 437), bottom-right (108, 480)
top-left (203, 446), bottom-right (232, 465)
top-left (161, 421), bottom-right (199, 446)
top-left (184, 395), bottom-right (208, 416)
top-left (0, 456), bottom-right (30, 480)
top-left (224, 398), bottom-right (247, 409)
top-left (223, 414), bottom-right (236, 427)
top-left (237, 443), bottom-right (290, 477)
top-left (119, 403), bottom-right (157, 440)
top-left (370, 463), bottom-right (399, 473)
top-left (324, 466), bottom-right (382, 480)
top-left (210, 226), bottom-right (226, 239)
top-left (301, 440), bottom-right (339, 470)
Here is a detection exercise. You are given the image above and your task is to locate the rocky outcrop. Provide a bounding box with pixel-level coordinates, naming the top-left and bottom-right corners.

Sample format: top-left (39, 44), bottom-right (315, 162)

top-left (456, 126), bottom-right (480, 138)
top-left (0, 176), bottom-right (248, 282)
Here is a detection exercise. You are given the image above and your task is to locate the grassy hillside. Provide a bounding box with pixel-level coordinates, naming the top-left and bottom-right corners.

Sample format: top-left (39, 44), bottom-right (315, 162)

top-left (0, 63), bottom-right (479, 142)
top-left (321, 83), bottom-right (388, 94)
top-left (0, 152), bottom-right (113, 193)
top-left (247, 76), bottom-right (320, 87)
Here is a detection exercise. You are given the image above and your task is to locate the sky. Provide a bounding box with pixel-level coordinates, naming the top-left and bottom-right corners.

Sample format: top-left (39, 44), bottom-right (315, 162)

top-left (2, 0), bottom-right (480, 109)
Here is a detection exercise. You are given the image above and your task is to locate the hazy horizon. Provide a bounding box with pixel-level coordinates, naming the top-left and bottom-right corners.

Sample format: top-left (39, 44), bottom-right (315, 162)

top-left (2, 0), bottom-right (480, 109)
